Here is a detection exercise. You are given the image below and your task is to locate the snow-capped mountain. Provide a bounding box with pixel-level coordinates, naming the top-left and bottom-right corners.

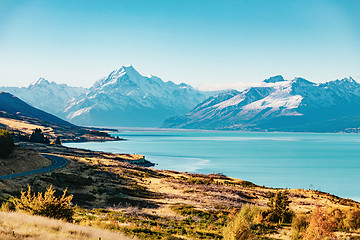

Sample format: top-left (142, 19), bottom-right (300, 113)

top-left (64, 65), bottom-right (208, 126)
top-left (163, 76), bottom-right (360, 132)
top-left (0, 78), bottom-right (86, 118)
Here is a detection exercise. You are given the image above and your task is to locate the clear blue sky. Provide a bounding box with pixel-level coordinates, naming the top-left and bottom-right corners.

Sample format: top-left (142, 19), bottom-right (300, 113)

top-left (0, 0), bottom-right (359, 90)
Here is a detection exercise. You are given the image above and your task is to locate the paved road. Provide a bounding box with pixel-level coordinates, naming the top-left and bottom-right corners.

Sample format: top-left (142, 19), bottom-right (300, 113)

top-left (0, 154), bottom-right (68, 180)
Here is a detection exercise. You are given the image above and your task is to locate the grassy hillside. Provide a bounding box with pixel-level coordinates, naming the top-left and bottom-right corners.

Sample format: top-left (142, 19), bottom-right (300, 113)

top-left (1, 142), bottom-right (360, 239)
top-left (0, 111), bottom-right (121, 143)
top-left (0, 92), bottom-right (122, 142)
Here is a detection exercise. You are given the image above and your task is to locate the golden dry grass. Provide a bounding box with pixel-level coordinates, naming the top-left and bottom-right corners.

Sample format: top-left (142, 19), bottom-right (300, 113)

top-left (0, 117), bottom-right (55, 136)
top-left (1, 144), bottom-right (360, 239)
top-left (0, 211), bottom-right (136, 240)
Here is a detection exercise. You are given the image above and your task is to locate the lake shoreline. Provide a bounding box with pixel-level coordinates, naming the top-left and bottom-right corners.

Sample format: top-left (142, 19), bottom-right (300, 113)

top-left (65, 130), bottom-right (360, 202)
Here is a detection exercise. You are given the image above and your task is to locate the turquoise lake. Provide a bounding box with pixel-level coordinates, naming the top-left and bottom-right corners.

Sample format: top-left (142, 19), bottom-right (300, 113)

top-left (65, 131), bottom-right (360, 201)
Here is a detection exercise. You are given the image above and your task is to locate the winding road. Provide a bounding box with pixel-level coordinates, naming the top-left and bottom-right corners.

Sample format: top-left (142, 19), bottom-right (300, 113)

top-left (0, 154), bottom-right (68, 180)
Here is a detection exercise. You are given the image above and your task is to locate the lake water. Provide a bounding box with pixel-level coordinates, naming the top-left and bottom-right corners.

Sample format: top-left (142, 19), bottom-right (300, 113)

top-left (65, 130), bottom-right (360, 201)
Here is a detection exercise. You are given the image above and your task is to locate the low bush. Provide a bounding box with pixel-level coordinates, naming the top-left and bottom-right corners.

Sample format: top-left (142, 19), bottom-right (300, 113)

top-left (50, 136), bottom-right (62, 145)
top-left (222, 205), bottom-right (263, 240)
top-left (326, 207), bottom-right (360, 231)
top-left (291, 213), bottom-right (308, 240)
top-left (343, 208), bottom-right (360, 230)
top-left (303, 207), bottom-right (335, 240)
top-left (0, 197), bottom-right (16, 212)
top-left (13, 185), bottom-right (74, 221)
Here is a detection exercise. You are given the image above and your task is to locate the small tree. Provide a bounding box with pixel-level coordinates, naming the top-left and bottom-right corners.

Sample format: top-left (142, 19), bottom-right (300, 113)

top-left (0, 129), bottom-right (14, 158)
top-left (13, 185), bottom-right (74, 222)
top-left (30, 128), bottom-right (50, 144)
top-left (266, 190), bottom-right (293, 223)
top-left (50, 136), bottom-right (62, 145)
top-left (54, 136), bottom-right (61, 145)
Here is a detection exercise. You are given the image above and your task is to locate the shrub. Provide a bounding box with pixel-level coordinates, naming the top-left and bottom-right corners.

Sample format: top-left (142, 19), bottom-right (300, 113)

top-left (13, 185), bottom-right (74, 221)
top-left (303, 207), bottom-right (335, 240)
top-left (1, 200), bottom-right (16, 212)
top-left (326, 207), bottom-right (360, 231)
top-left (50, 136), bottom-right (62, 145)
top-left (343, 208), bottom-right (360, 230)
top-left (291, 214), bottom-right (308, 240)
top-left (0, 129), bottom-right (14, 158)
top-left (54, 136), bottom-right (61, 145)
top-left (17, 133), bottom-right (29, 141)
top-left (327, 207), bottom-right (345, 230)
top-left (222, 205), bottom-right (262, 240)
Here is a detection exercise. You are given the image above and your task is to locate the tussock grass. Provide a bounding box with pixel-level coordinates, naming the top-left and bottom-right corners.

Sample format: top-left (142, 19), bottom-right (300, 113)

top-left (0, 211), bottom-right (136, 240)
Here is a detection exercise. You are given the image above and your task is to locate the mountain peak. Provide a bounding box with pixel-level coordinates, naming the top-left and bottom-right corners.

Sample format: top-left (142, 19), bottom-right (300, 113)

top-left (109, 65), bottom-right (143, 80)
top-left (293, 77), bottom-right (313, 85)
top-left (263, 75), bottom-right (285, 83)
top-left (122, 64), bottom-right (135, 70)
top-left (340, 76), bottom-right (356, 83)
top-left (28, 77), bottom-right (50, 87)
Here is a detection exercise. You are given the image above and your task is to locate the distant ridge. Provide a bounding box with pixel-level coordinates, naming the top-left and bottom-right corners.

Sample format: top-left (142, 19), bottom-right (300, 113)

top-left (162, 76), bottom-right (360, 132)
top-left (0, 66), bottom-right (211, 127)
top-left (0, 92), bottom-right (74, 127)
top-left (0, 78), bottom-right (86, 119)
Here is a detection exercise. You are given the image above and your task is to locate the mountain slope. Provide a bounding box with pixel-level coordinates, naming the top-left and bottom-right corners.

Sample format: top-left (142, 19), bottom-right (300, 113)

top-left (163, 76), bottom-right (360, 132)
top-left (0, 92), bottom-right (74, 127)
top-left (0, 78), bottom-right (86, 118)
top-left (0, 92), bottom-right (120, 142)
top-left (65, 65), bottom-right (208, 127)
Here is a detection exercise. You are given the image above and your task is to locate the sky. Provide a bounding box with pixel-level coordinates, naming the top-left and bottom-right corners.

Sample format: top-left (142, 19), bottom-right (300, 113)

top-left (0, 0), bottom-right (359, 90)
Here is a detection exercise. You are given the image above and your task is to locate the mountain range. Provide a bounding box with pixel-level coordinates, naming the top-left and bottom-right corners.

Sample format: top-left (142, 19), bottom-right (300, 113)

top-left (64, 65), bottom-right (209, 126)
top-left (0, 79), bottom-right (86, 119)
top-left (163, 75), bottom-right (360, 132)
top-left (1, 66), bottom-right (209, 127)
top-left (2, 67), bottom-right (360, 132)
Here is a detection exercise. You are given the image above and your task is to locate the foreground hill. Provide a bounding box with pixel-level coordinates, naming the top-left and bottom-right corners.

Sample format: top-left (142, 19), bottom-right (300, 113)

top-left (0, 92), bottom-right (118, 142)
top-left (163, 76), bottom-right (360, 132)
top-left (1, 142), bottom-right (359, 239)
